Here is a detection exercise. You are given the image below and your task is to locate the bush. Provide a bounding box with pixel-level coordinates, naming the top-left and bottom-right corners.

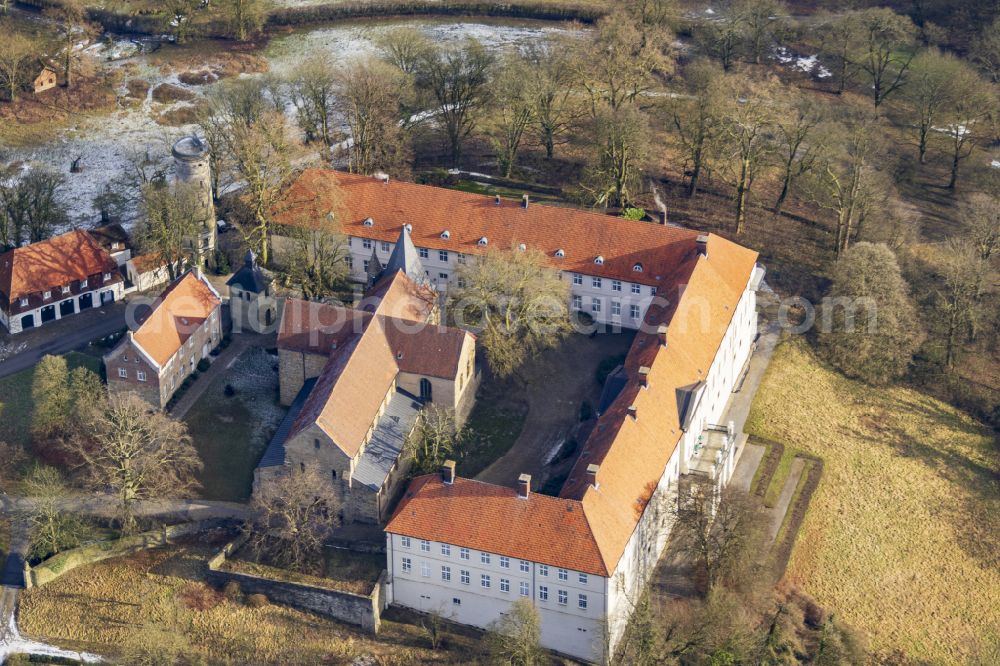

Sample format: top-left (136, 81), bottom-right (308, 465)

top-left (222, 580), bottom-right (241, 601)
top-left (621, 207), bottom-right (646, 220)
top-left (197, 358), bottom-right (211, 373)
top-left (246, 593), bottom-right (269, 608)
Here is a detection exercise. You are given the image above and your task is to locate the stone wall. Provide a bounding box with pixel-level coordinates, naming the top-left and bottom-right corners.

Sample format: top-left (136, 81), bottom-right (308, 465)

top-left (278, 348), bottom-right (328, 406)
top-left (207, 533), bottom-right (386, 634)
top-left (26, 518), bottom-right (234, 588)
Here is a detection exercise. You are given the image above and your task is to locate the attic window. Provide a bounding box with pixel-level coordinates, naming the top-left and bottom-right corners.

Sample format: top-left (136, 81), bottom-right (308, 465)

top-left (397, 351), bottom-right (403, 360)
top-left (518, 243), bottom-right (526, 251)
top-left (633, 263), bottom-right (643, 272)
top-left (554, 249), bottom-right (565, 258)
top-left (478, 236), bottom-right (488, 246)
top-left (404, 223), bottom-right (413, 232)
top-left (441, 230), bottom-right (450, 239)
top-left (362, 217), bottom-right (374, 227)
top-left (594, 256), bottom-right (604, 265)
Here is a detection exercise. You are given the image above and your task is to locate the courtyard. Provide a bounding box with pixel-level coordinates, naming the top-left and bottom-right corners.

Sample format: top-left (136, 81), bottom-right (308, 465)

top-left (182, 347), bottom-right (287, 502)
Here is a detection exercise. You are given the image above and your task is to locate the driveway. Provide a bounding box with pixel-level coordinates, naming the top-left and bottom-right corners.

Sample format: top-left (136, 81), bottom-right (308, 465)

top-left (0, 301), bottom-right (128, 379)
top-left (475, 331), bottom-right (635, 489)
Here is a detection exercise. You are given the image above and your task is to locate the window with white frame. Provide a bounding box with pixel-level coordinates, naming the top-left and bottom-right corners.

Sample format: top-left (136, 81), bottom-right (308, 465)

top-left (572, 273), bottom-right (582, 285)
top-left (611, 300), bottom-right (621, 317)
top-left (118, 368), bottom-right (128, 378)
top-left (81, 279), bottom-right (88, 288)
top-left (441, 544), bottom-right (451, 556)
top-left (579, 594), bottom-right (588, 609)
top-left (579, 573), bottom-right (588, 585)
top-left (19, 297), bottom-right (28, 307)
top-left (650, 287), bottom-right (657, 295)
top-left (592, 277), bottom-right (602, 289)
top-left (591, 298), bottom-right (601, 313)
top-left (457, 253), bottom-right (466, 264)
top-left (346, 256), bottom-right (353, 269)
top-left (362, 239), bottom-right (372, 250)
top-left (460, 570), bottom-right (470, 585)
top-left (61, 286), bottom-right (70, 294)
top-left (420, 539), bottom-right (430, 552)
top-left (499, 556), bottom-right (509, 569)
top-left (137, 371), bottom-right (146, 382)
top-left (103, 273), bottom-right (111, 280)
top-left (363, 260), bottom-right (370, 273)
top-left (520, 581), bottom-right (529, 596)
top-left (421, 561), bottom-right (430, 577)
top-left (401, 536), bottom-right (411, 548)
top-left (43, 291), bottom-right (51, 300)
top-left (519, 560), bottom-right (529, 573)
top-left (442, 566), bottom-right (451, 581)
top-left (439, 250), bottom-right (448, 262)
top-left (438, 272), bottom-right (448, 280)
top-left (538, 586), bottom-right (548, 601)
top-left (381, 241), bottom-right (390, 252)
top-left (401, 557), bottom-right (412, 573)
top-left (500, 578), bottom-right (510, 593)
top-left (539, 565), bottom-right (548, 577)
top-left (558, 568), bottom-right (568, 581)
top-left (460, 547), bottom-right (469, 560)
top-left (481, 552), bottom-right (490, 565)
top-left (558, 589), bottom-right (568, 605)
top-left (481, 574), bottom-right (491, 588)
top-left (572, 295), bottom-right (582, 310)
top-left (612, 280), bottom-right (622, 292)
top-left (419, 248), bottom-right (429, 259)
top-left (630, 304), bottom-right (640, 319)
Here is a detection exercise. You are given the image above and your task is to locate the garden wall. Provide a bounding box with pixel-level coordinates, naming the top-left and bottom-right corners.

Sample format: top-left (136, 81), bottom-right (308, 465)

top-left (206, 533), bottom-right (387, 634)
top-left (25, 518), bottom-right (234, 588)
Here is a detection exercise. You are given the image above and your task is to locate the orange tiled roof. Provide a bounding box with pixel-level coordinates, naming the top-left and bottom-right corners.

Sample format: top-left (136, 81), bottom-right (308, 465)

top-left (362, 270), bottom-right (438, 322)
top-left (274, 169), bottom-right (700, 286)
top-left (0, 230), bottom-right (119, 303)
top-left (131, 271), bottom-right (221, 367)
top-left (388, 475), bottom-right (608, 575)
top-left (130, 252), bottom-right (170, 274)
top-left (388, 234), bottom-right (759, 576)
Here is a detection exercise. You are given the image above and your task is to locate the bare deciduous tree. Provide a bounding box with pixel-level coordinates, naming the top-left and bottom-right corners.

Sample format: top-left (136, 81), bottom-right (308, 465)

top-left (450, 246), bottom-right (571, 379)
top-left (486, 598), bottom-right (544, 666)
top-left (939, 66), bottom-right (995, 190)
top-left (669, 59), bottom-right (722, 199)
top-left (375, 27), bottom-right (433, 76)
top-left (405, 405), bottom-right (463, 476)
top-left (415, 39), bottom-right (495, 167)
top-left (289, 54), bottom-right (338, 146)
top-left (585, 105), bottom-right (650, 208)
top-left (488, 55), bottom-right (535, 178)
top-left (71, 393), bottom-right (202, 534)
top-left (962, 193), bottom-right (1000, 262)
top-left (734, 0), bottom-right (788, 65)
top-left (521, 40), bottom-right (582, 160)
top-left (0, 33), bottom-right (36, 102)
top-left (933, 240), bottom-right (985, 368)
top-left (248, 466), bottom-right (339, 568)
top-left (24, 464), bottom-right (88, 562)
top-left (0, 169), bottom-right (69, 247)
top-left (138, 182), bottom-right (203, 279)
top-left (334, 57), bottom-right (411, 176)
top-left (853, 8), bottom-right (917, 108)
top-left (903, 50), bottom-right (965, 164)
top-left (273, 225), bottom-right (350, 300)
top-left (227, 0), bottom-right (265, 42)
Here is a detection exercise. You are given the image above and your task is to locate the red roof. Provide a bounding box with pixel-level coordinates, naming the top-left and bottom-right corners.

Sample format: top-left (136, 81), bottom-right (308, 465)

top-left (275, 169), bottom-right (700, 286)
top-left (131, 272), bottom-right (221, 367)
top-left (0, 230), bottom-right (118, 303)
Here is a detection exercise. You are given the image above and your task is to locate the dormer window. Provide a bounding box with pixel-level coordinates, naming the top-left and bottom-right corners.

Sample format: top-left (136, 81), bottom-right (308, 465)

top-left (19, 297), bottom-right (28, 307)
top-left (62, 286), bottom-right (70, 294)
top-left (633, 263), bottom-right (643, 272)
top-left (517, 243), bottom-right (526, 251)
top-left (594, 256), bottom-right (604, 265)
top-left (80, 279), bottom-right (88, 288)
top-left (103, 272), bottom-right (111, 280)
top-left (363, 217), bottom-right (374, 227)
top-left (404, 223), bottom-right (413, 232)
top-left (441, 230), bottom-right (450, 239)
top-left (554, 249), bottom-right (565, 258)
top-left (43, 291), bottom-right (51, 300)
top-left (478, 237), bottom-right (488, 246)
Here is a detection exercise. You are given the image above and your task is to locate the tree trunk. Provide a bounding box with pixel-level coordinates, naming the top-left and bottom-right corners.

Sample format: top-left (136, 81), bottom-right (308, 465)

top-left (687, 143), bottom-right (703, 199)
top-left (918, 127), bottom-right (928, 164)
top-left (774, 165), bottom-right (792, 215)
top-left (735, 159), bottom-right (749, 234)
top-left (543, 131), bottom-right (554, 159)
top-left (948, 149), bottom-right (960, 189)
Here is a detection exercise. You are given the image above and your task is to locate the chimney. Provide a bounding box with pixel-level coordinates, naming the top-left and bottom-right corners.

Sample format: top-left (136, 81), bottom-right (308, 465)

top-left (521, 194), bottom-right (529, 209)
top-left (627, 405), bottom-right (638, 420)
top-left (517, 473), bottom-right (531, 499)
top-left (656, 324), bottom-right (668, 347)
top-left (638, 366), bottom-right (651, 389)
top-left (696, 234), bottom-right (709, 257)
top-left (495, 194), bottom-right (501, 206)
top-left (586, 463), bottom-right (600, 489)
top-left (441, 459), bottom-right (456, 485)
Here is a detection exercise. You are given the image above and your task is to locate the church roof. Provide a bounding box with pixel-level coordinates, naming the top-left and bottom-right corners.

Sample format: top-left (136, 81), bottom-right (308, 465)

top-left (380, 224), bottom-right (425, 284)
top-left (226, 251), bottom-right (269, 293)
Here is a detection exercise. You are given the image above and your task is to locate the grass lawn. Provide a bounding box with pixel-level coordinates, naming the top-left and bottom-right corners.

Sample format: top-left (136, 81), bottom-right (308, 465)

top-left (224, 546), bottom-right (383, 596)
top-left (460, 378), bottom-right (530, 478)
top-left (0, 352), bottom-right (102, 448)
top-left (18, 539), bottom-right (491, 664)
top-left (745, 339), bottom-right (1000, 663)
top-left (182, 348), bottom-right (287, 501)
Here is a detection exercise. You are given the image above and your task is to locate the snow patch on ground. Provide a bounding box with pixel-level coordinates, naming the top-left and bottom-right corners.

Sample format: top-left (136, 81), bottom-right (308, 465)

top-left (991, 159), bottom-right (1000, 169)
top-left (773, 47), bottom-right (832, 79)
top-left (0, 608), bottom-right (102, 664)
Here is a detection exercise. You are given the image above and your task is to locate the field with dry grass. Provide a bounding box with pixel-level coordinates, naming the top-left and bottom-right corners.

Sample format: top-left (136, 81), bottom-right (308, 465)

top-left (745, 339), bottom-right (1000, 662)
top-left (18, 539), bottom-right (490, 664)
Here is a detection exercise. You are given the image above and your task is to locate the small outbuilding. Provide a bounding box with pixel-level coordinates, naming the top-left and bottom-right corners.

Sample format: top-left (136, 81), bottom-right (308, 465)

top-left (32, 66), bottom-right (58, 94)
top-left (226, 250), bottom-right (277, 334)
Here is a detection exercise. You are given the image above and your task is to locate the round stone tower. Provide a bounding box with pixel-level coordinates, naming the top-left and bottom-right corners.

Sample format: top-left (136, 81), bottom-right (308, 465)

top-left (171, 135), bottom-right (217, 268)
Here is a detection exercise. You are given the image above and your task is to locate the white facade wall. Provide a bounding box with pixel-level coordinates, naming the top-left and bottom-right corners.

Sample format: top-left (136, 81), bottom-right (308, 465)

top-left (346, 237), bottom-right (656, 330)
top-left (385, 532), bottom-right (607, 662)
top-left (3, 280), bottom-right (125, 335)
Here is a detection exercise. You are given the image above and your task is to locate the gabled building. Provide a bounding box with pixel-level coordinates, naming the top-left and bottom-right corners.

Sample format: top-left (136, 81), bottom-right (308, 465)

top-left (104, 271), bottom-right (222, 409)
top-left (256, 232), bottom-right (478, 524)
top-left (0, 230), bottom-right (125, 334)
top-left (227, 250), bottom-right (277, 333)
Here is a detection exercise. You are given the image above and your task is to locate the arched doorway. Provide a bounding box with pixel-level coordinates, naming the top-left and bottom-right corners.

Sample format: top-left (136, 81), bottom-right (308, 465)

top-left (419, 378), bottom-right (432, 403)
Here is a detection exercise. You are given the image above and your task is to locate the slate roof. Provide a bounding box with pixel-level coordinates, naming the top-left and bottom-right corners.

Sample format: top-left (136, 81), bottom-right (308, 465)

top-left (226, 251), bottom-right (268, 293)
top-left (0, 230), bottom-right (119, 304)
top-left (352, 389), bottom-right (422, 490)
top-left (259, 378), bottom-right (317, 469)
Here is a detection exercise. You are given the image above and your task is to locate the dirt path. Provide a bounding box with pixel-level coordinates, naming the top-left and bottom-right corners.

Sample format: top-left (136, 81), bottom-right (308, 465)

top-left (765, 458), bottom-right (806, 542)
top-left (475, 332), bottom-right (634, 489)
